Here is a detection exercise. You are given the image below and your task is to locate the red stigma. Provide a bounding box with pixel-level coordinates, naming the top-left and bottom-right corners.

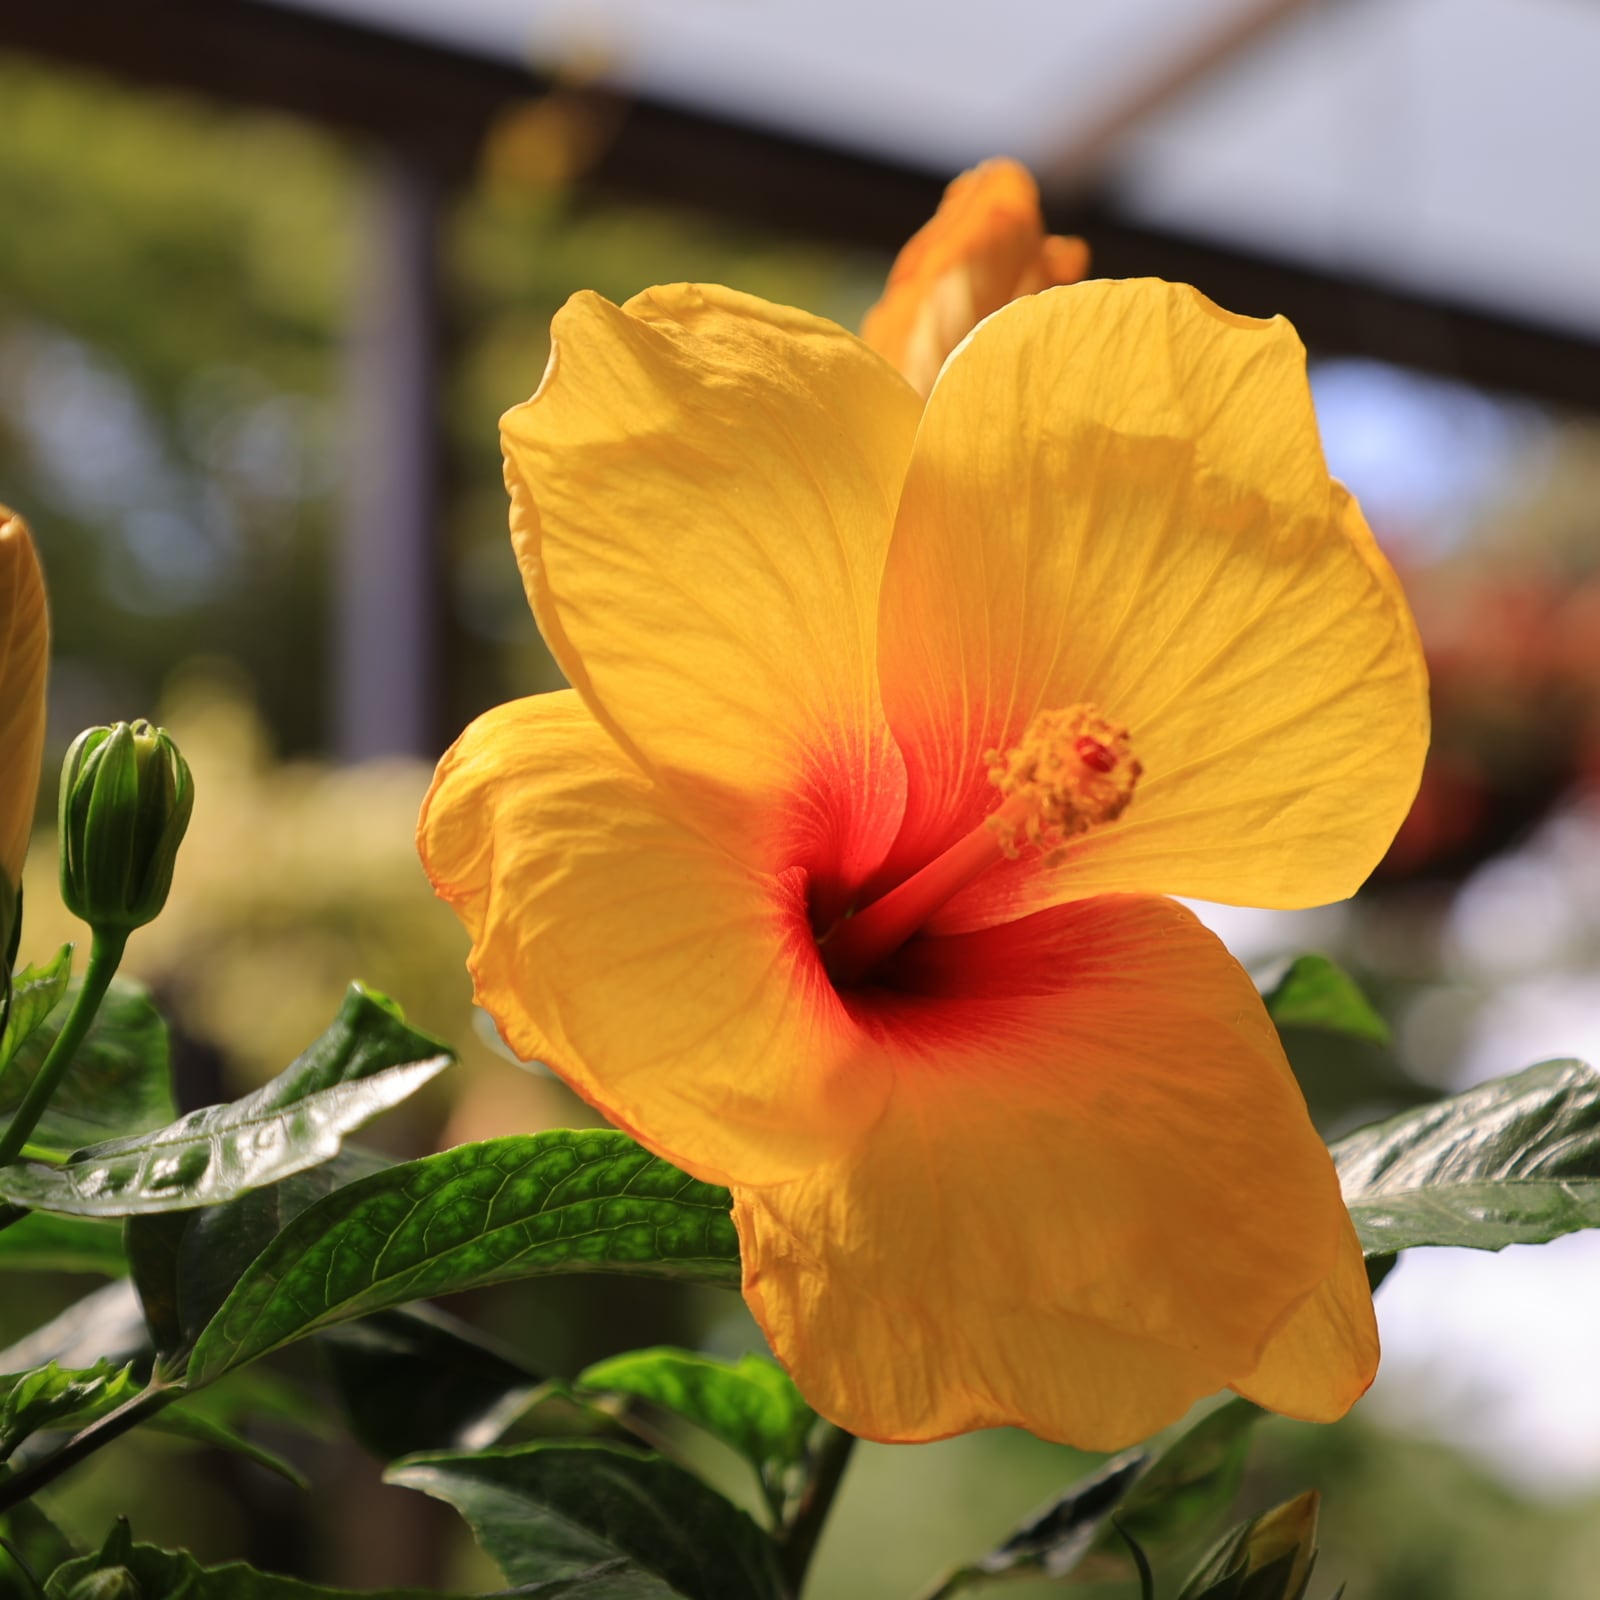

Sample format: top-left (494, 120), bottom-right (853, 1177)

top-left (1075, 736), bottom-right (1116, 774)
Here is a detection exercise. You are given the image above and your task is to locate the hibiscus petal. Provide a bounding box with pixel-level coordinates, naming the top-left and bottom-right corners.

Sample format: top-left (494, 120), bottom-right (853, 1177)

top-left (873, 279), bottom-right (1428, 930)
top-left (418, 691), bottom-right (889, 1186)
top-left (1232, 1211), bottom-right (1378, 1420)
top-left (501, 284), bottom-right (921, 916)
top-left (735, 894), bottom-right (1358, 1448)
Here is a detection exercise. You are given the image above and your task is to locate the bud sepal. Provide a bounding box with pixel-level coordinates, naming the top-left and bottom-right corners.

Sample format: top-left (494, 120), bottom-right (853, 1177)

top-left (1178, 1490), bottom-right (1322, 1600)
top-left (59, 721), bottom-right (193, 935)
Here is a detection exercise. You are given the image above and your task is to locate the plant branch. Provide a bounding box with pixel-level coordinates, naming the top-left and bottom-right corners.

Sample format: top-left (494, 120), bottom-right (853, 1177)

top-left (0, 929), bottom-right (126, 1165)
top-left (777, 1423), bottom-right (856, 1597)
top-left (0, 1381), bottom-right (181, 1516)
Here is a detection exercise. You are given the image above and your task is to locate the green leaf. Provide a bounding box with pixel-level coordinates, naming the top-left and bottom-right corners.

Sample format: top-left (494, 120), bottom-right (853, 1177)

top-left (1079, 1400), bottom-right (1264, 1580)
top-left (576, 1349), bottom-right (814, 1516)
top-left (187, 1132), bottom-right (740, 1388)
top-left (1262, 956), bottom-right (1389, 1046)
top-left (925, 1453), bottom-right (1148, 1592)
top-left (0, 949), bottom-right (72, 1077)
top-left (0, 1213), bottom-right (125, 1277)
top-left (144, 1367), bottom-right (328, 1487)
top-left (489, 1380), bottom-right (648, 1453)
top-left (320, 1306), bottom-right (547, 1460)
top-left (178, 1365), bottom-right (331, 1439)
top-left (43, 1536), bottom-right (561, 1598)
top-left (1333, 1059), bottom-right (1600, 1254)
top-left (0, 1360), bottom-right (310, 1490)
top-left (0, 1360), bottom-right (141, 1460)
top-left (144, 1406), bottom-right (309, 1491)
top-left (120, 1209), bottom-right (186, 1358)
top-left (388, 1440), bottom-right (784, 1600)
top-left (1, 948), bottom-right (173, 1191)
top-left (1, 1501), bottom-right (76, 1597)
top-left (127, 1148), bottom-right (391, 1364)
top-left (1, 959), bottom-right (178, 1160)
top-left (0, 986), bottom-right (449, 1216)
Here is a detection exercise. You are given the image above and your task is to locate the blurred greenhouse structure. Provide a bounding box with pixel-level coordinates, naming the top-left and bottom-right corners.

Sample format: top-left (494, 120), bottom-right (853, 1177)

top-left (9, 0), bottom-right (1598, 761)
top-left (2, 0), bottom-right (1599, 1595)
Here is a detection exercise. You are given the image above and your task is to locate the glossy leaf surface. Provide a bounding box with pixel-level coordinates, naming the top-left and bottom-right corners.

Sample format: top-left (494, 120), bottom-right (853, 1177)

top-left (0, 987), bottom-right (447, 1216)
top-left (128, 1148), bottom-right (391, 1363)
top-left (188, 1132), bottom-right (739, 1386)
top-left (1334, 1059), bottom-right (1600, 1253)
top-left (388, 1440), bottom-right (783, 1600)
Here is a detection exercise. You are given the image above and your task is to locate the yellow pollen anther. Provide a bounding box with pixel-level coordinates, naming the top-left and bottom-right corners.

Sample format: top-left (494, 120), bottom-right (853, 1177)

top-left (985, 704), bottom-right (1142, 862)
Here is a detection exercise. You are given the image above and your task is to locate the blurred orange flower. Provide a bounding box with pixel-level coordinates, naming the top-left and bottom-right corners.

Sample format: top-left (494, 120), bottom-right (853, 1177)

top-left (421, 277), bottom-right (1426, 1448)
top-left (861, 157), bottom-right (1089, 395)
top-left (0, 506), bottom-right (48, 949)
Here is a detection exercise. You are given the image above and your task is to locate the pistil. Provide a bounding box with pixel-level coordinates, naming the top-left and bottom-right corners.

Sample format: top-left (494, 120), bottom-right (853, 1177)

top-left (820, 703), bottom-right (1141, 987)
top-left (820, 790), bottom-right (1029, 985)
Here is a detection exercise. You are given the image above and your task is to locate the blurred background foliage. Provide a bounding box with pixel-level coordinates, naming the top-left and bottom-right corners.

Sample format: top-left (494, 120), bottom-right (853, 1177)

top-left (0, 56), bottom-right (883, 759)
top-left (4, 43), bottom-right (1600, 1600)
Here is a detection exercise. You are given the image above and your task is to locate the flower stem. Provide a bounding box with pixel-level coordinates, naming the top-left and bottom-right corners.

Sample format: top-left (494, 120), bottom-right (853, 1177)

top-left (778, 1423), bottom-right (856, 1597)
top-left (0, 928), bottom-right (127, 1166)
top-left (1112, 1515), bottom-right (1157, 1600)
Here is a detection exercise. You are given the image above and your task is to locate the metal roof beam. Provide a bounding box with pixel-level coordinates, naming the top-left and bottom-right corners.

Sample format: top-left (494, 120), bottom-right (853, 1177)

top-left (4, 0), bottom-right (1596, 409)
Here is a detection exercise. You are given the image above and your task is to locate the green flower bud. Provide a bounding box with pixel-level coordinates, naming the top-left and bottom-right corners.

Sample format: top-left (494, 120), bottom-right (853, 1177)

top-left (1179, 1490), bottom-right (1320, 1600)
top-left (65, 1568), bottom-right (143, 1600)
top-left (67, 1521), bottom-right (141, 1600)
top-left (59, 721), bottom-right (194, 934)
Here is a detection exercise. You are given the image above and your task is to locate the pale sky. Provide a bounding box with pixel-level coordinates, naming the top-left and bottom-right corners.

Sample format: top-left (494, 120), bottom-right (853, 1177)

top-left (274, 0), bottom-right (1600, 338)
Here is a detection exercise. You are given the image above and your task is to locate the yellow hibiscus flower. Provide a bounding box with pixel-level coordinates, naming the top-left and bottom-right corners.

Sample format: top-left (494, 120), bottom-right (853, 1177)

top-left (861, 156), bottom-right (1089, 397)
top-left (420, 275), bottom-right (1427, 1448)
top-left (0, 506), bottom-right (48, 955)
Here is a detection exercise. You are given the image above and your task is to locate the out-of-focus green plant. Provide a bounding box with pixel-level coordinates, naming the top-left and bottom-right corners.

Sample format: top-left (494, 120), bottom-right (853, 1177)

top-left (20, 672), bottom-right (575, 1151)
top-left (0, 54), bottom-right (888, 756)
top-left (0, 59), bottom-right (351, 754)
